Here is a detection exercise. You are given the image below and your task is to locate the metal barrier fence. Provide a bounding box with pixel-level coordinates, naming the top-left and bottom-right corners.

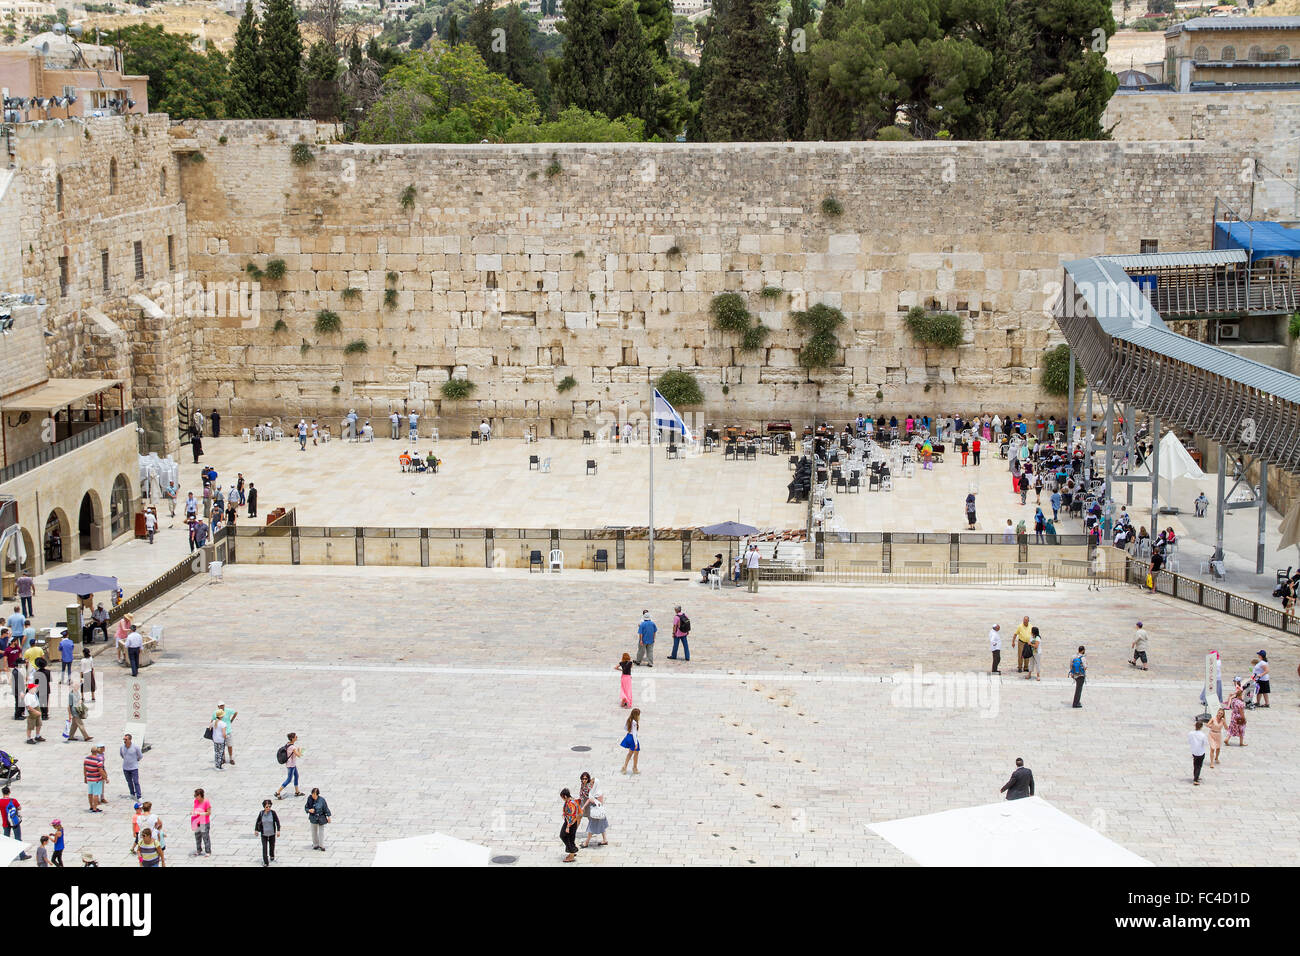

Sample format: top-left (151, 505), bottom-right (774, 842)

top-left (0, 411), bottom-right (136, 486)
top-left (757, 561), bottom-right (1059, 587)
top-left (1126, 557), bottom-right (1300, 635)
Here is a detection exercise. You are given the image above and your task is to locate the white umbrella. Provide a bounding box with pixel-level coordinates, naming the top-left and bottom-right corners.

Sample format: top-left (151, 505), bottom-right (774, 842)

top-left (1154, 431), bottom-right (1205, 507)
top-left (1, 833), bottom-right (29, 865)
top-left (371, 832), bottom-right (490, 867)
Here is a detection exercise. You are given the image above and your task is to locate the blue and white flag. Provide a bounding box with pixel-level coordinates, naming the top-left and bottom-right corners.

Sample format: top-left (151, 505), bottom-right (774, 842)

top-left (653, 389), bottom-right (694, 441)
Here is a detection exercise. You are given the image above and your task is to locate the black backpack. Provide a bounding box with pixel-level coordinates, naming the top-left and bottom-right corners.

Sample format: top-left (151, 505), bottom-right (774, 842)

top-left (678, 613), bottom-right (691, 634)
top-left (276, 745), bottom-right (289, 765)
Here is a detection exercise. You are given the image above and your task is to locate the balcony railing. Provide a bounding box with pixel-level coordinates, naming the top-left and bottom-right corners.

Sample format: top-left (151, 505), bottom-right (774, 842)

top-left (0, 410), bottom-right (136, 486)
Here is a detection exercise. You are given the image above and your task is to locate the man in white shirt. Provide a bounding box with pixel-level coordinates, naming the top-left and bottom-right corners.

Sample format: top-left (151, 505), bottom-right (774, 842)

top-left (23, 682), bottom-right (42, 743)
top-left (389, 411), bottom-right (400, 440)
top-left (125, 627), bottom-right (145, 677)
top-left (1188, 720), bottom-right (1208, 785)
top-left (988, 624), bottom-right (1002, 674)
top-left (479, 419), bottom-right (491, 442)
top-left (408, 411), bottom-right (420, 441)
top-left (144, 510), bottom-right (157, 545)
top-left (745, 544), bottom-right (761, 592)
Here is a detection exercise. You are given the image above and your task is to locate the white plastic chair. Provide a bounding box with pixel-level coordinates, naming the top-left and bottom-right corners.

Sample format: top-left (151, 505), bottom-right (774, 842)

top-left (708, 569), bottom-right (721, 590)
top-left (273, 427), bottom-right (284, 441)
top-left (430, 427), bottom-right (439, 443)
top-left (149, 624), bottom-right (165, 648)
top-left (549, 549), bottom-right (564, 572)
top-left (242, 428), bottom-right (251, 443)
top-left (207, 561), bottom-right (223, 583)
top-left (541, 457), bottom-right (551, 473)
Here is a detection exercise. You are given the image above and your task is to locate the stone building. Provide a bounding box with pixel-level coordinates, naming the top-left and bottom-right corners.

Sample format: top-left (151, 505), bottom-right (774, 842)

top-left (1161, 16), bottom-right (1300, 91)
top-left (0, 30), bottom-right (148, 119)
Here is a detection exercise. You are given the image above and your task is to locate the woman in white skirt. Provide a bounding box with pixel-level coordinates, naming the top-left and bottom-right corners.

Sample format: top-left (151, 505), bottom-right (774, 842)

top-left (580, 773), bottom-right (608, 847)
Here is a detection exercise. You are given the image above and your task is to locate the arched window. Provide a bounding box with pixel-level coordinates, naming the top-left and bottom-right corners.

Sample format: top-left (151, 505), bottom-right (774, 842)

top-left (1278, 45), bottom-right (1291, 60)
top-left (1221, 45), bottom-right (1236, 62)
top-left (109, 157), bottom-right (118, 196)
top-left (159, 166), bottom-right (166, 198)
top-left (55, 173), bottom-right (64, 213)
top-left (1248, 45), bottom-right (1263, 61)
top-left (1194, 45), bottom-right (1209, 62)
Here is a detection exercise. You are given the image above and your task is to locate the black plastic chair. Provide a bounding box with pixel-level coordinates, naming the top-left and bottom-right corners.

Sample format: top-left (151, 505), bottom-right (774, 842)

top-left (586, 459), bottom-right (597, 475)
top-left (849, 475), bottom-right (861, 493)
top-left (745, 445), bottom-right (757, 461)
top-left (667, 444), bottom-right (679, 459)
top-left (725, 444), bottom-right (737, 460)
top-left (529, 550), bottom-right (543, 572)
top-left (835, 473), bottom-right (847, 492)
top-left (529, 455), bottom-right (540, 470)
top-left (594, 548), bottom-right (609, 571)
top-left (582, 430), bottom-right (594, 444)
top-left (470, 431), bottom-right (481, 445)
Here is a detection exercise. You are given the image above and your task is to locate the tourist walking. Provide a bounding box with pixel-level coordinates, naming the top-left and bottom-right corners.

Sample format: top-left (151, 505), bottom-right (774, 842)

top-left (579, 773), bottom-right (608, 847)
top-left (254, 799), bottom-right (281, 866)
top-left (247, 483), bottom-right (257, 519)
top-left (972, 436), bottom-right (981, 466)
top-left (620, 708), bottom-right (641, 775)
top-left (1227, 689), bottom-right (1247, 745)
top-left (23, 681), bottom-right (42, 743)
top-left (58, 631), bottom-right (74, 684)
top-left (305, 788), bottom-right (330, 851)
top-left (274, 733), bottom-right (304, 799)
top-left (16, 572), bottom-right (34, 619)
top-left (668, 605), bottom-right (691, 661)
top-left (559, 788), bottom-right (580, 863)
top-left (209, 710), bottom-right (227, 769)
top-left (745, 544), bottom-right (761, 592)
top-left (49, 820), bottom-right (65, 867)
top-left (1018, 472), bottom-right (1029, 504)
top-left (1, 787), bottom-right (30, 859)
top-left (1207, 708), bottom-right (1226, 767)
top-left (1252, 651), bottom-right (1270, 707)
top-left (80, 649), bottom-right (96, 702)
top-left (137, 827), bottom-right (164, 867)
top-left (120, 733), bottom-right (144, 799)
top-left (1189, 721), bottom-right (1208, 785)
top-left (191, 789), bottom-right (212, 856)
top-left (966, 492), bottom-right (977, 530)
top-left (65, 681), bottom-right (91, 742)
top-left (988, 623), bottom-right (1002, 674)
top-left (999, 758), bottom-right (1035, 800)
top-left (616, 653), bottom-right (633, 708)
top-left (1069, 646), bottom-right (1086, 708)
top-left (83, 745), bottom-right (106, 811)
top-left (1129, 622), bottom-right (1150, 670)
top-left (634, 611), bottom-right (656, 667)
top-left (212, 702), bottom-right (237, 765)
top-left (1025, 626), bottom-right (1042, 681)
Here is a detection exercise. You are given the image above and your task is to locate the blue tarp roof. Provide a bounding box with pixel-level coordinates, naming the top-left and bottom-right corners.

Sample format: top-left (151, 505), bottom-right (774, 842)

top-left (1213, 220), bottom-right (1300, 260)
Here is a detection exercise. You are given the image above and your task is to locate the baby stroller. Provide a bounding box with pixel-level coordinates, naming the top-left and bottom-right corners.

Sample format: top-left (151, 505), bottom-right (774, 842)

top-left (0, 749), bottom-right (19, 784)
top-left (1240, 676), bottom-right (1260, 710)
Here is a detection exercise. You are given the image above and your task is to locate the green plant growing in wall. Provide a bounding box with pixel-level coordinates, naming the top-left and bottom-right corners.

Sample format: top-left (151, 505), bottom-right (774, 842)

top-left (383, 288), bottom-right (398, 310)
top-left (245, 262), bottom-right (264, 281)
top-left (793, 303), bottom-right (846, 370)
top-left (904, 306), bottom-right (964, 348)
top-left (300, 342), bottom-right (311, 356)
top-left (332, 385), bottom-right (340, 393)
top-left (820, 196), bottom-right (843, 217)
top-left (290, 143), bottom-right (314, 166)
top-left (654, 369), bottom-right (704, 407)
top-left (264, 259), bottom-right (286, 280)
top-left (709, 292), bottom-right (752, 334)
top-left (741, 322), bottom-right (770, 352)
top-left (400, 184), bottom-right (417, 211)
top-left (187, 152), bottom-right (204, 164)
top-left (666, 245), bottom-right (681, 258)
top-left (1041, 343), bottom-right (1082, 397)
top-left (273, 318), bottom-right (288, 333)
top-left (557, 375), bottom-right (578, 394)
top-left (343, 339), bottom-right (369, 356)
top-left (545, 155), bottom-right (562, 178)
top-left (342, 287), bottom-right (361, 303)
top-left (721, 384), bottom-right (730, 396)
top-left (573, 250), bottom-right (585, 259)
top-left (314, 310), bottom-right (341, 334)
top-left (218, 135), bottom-right (228, 145)
top-left (1290, 312), bottom-right (1300, 340)
top-left (386, 271), bottom-right (398, 285)
top-left (441, 378), bottom-right (476, 400)
top-left (759, 286), bottom-right (784, 300)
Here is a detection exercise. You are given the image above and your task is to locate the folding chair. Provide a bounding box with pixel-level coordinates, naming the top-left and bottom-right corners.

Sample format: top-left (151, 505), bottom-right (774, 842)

top-left (594, 548), bottom-right (609, 571)
top-left (529, 455), bottom-right (540, 470)
top-left (587, 459), bottom-right (598, 475)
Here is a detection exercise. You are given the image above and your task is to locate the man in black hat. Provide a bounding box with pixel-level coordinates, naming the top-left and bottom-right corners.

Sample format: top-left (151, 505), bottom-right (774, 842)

top-left (700, 553), bottom-right (723, 584)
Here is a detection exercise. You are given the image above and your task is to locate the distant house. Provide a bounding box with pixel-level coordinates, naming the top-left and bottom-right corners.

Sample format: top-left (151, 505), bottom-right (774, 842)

top-left (1162, 16), bottom-right (1300, 91)
top-left (0, 31), bottom-right (148, 120)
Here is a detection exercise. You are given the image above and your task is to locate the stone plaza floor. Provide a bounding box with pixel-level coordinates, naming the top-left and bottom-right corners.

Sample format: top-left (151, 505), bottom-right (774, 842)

top-left (6, 565), bottom-right (1297, 866)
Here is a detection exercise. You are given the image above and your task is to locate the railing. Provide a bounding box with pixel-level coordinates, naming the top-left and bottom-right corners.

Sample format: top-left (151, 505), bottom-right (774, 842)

top-left (0, 411), bottom-right (136, 485)
top-left (1125, 556), bottom-right (1300, 635)
top-left (106, 526), bottom-right (229, 626)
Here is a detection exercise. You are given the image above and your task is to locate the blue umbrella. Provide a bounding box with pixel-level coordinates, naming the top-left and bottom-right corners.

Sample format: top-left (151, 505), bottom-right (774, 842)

top-left (46, 572), bottom-right (119, 594)
top-left (699, 521), bottom-right (758, 537)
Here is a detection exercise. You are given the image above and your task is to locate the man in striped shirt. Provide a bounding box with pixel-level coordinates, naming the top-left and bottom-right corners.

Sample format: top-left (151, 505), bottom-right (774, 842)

top-left (83, 745), bottom-right (107, 812)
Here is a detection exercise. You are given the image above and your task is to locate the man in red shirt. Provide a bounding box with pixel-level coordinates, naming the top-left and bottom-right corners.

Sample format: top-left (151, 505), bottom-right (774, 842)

top-left (83, 744), bottom-right (107, 812)
top-left (0, 785), bottom-right (30, 860)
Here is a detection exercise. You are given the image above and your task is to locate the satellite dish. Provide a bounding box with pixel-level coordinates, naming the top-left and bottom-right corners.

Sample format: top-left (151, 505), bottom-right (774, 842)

top-left (52, 22), bottom-right (66, 36)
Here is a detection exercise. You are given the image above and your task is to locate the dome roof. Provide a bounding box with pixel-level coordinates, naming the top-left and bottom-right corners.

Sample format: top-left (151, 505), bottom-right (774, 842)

top-left (1116, 69), bottom-right (1160, 88)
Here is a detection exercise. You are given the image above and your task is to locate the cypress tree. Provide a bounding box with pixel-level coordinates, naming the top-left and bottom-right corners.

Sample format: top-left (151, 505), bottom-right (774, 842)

top-left (305, 39), bottom-right (340, 121)
top-left (699, 0), bottom-right (781, 141)
top-left (259, 0), bottom-right (306, 118)
top-left (446, 13), bottom-right (461, 46)
top-left (556, 0), bottom-right (608, 112)
top-left (226, 2), bottom-right (263, 118)
top-left (608, 1), bottom-right (655, 125)
top-left (778, 0), bottom-right (811, 139)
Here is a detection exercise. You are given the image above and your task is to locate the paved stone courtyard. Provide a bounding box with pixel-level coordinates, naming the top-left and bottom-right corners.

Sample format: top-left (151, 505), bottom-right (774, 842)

top-left (7, 565), bottom-right (1297, 866)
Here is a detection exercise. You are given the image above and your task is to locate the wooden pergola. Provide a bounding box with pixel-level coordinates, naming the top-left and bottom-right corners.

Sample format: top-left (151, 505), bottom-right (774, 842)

top-left (0, 378), bottom-right (125, 468)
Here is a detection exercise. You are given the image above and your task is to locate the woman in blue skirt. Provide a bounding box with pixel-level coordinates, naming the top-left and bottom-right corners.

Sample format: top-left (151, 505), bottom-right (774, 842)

top-left (620, 708), bottom-right (640, 775)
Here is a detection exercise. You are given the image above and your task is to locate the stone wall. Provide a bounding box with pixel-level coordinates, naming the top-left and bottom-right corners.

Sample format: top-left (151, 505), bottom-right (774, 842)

top-left (179, 121), bottom-right (1251, 437)
top-left (6, 114), bottom-right (191, 453)
top-left (1104, 90), bottom-right (1300, 223)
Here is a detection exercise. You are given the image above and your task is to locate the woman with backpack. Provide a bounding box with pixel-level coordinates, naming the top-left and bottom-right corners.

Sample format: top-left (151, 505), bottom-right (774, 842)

top-left (668, 606), bottom-right (690, 662)
top-left (274, 733), bottom-right (304, 800)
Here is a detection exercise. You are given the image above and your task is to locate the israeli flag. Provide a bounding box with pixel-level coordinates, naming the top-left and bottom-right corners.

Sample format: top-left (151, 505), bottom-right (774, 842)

top-left (653, 389), bottom-right (694, 441)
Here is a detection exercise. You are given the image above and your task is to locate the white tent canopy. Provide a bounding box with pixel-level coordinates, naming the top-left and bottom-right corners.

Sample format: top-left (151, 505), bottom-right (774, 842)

top-left (371, 832), bottom-right (490, 867)
top-left (867, 797), bottom-right (1152, 867)
top-left (1152, 431), bottom-right (1206, 507)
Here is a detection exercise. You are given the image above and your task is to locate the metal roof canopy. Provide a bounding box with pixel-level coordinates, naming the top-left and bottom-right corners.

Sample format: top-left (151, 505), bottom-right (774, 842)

top-left (1062, 258), bottom-right (1300, 404)
top-left (0, 378), bottom-right (123, 413)
top-left (1098, 249), bottom-right (1248, 270)
top-left (1169, 16), bottom-right (1300, 34)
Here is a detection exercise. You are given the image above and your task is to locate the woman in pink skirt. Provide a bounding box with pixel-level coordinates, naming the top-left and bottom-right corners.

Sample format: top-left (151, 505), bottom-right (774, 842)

top-left (615, 653), bottom-right (633, 708)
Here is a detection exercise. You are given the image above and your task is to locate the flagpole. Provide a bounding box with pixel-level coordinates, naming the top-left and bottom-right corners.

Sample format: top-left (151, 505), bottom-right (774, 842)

top-left (648, 386), bottom-right (655, 584)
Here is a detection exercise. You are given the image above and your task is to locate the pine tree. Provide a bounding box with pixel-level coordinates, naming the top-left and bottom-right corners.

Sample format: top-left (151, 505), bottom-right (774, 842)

top-left (465, 0), bottom-right (500, 71)
top-left (699, 0), bottom-right (781, 141)
top-left (259, 0), bottom-right (306, 118)
top-left (608, 1), bottom-right (655, 125)
top-left (305, 39), bottom-right (340, 121)
top-left (556, 0), bottom-right (608, 112)
top-left (778, 0), bottom-right (811, 139)
top-left (226, 2), bottom-right (263, 118)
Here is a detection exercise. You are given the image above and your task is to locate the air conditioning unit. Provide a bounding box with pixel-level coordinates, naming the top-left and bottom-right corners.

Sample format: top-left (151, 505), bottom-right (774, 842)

top-left (1218, 322), bottom-right (1241, 341)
